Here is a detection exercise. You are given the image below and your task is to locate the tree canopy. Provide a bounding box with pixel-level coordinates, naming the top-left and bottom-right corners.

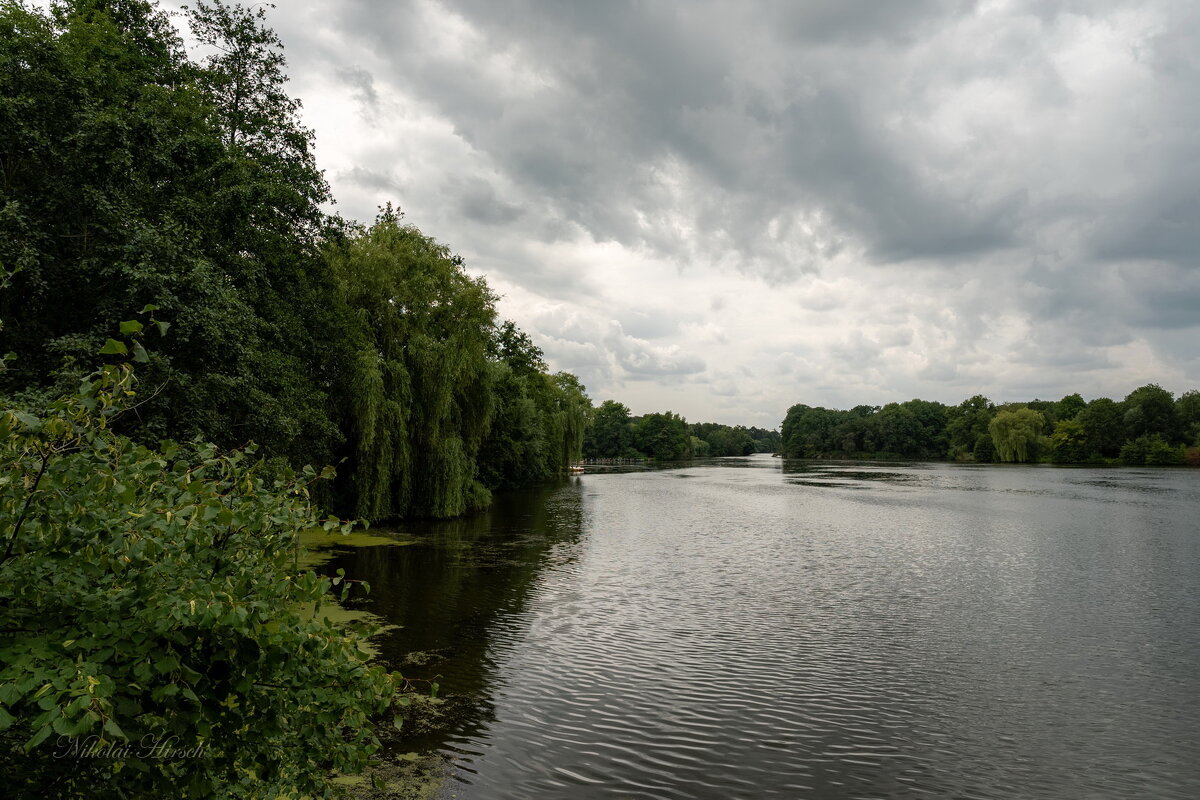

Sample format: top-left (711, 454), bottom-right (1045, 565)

top-left (780, 386), bottom-right (1200, 466)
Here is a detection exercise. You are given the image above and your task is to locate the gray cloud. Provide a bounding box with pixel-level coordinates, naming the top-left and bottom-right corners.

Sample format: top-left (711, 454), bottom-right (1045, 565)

top-left (452, 177), bottom-right (524, 225)
top-left (335, 65), bottom-right (380, 116)
top-left (339, 165), bottom-right (404, 194)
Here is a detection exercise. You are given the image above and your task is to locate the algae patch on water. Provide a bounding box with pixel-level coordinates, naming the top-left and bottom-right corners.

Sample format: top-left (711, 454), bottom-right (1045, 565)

top-left (298, 527), bottom-right (417, 570)
top-left (294, 528), bottom-right (416, 656)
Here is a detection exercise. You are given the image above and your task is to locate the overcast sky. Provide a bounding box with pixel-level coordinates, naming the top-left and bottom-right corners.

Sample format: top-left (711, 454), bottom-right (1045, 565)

top-left (188, 0), bottom-right (1200, 426)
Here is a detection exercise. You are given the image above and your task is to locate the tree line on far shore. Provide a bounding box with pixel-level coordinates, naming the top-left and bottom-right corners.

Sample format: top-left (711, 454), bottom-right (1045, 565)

top-left (583, 400), bottom-right (781, 460)
top-left (781, 386), bottom-right (1200, 465)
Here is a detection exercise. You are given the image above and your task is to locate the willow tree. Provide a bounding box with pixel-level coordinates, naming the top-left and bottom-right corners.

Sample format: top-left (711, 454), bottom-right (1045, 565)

top-left (988, 408), bottom-right (1044, 463)
top-left (549, 371), bottom-right (590, 468)
top-left (477, 323), bottom-right (591, 489)
top-left (328, 209), bottom-right (495, 520)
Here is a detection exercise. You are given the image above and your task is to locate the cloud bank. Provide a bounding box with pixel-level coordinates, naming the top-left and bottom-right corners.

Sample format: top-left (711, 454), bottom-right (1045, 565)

top-left (219, 0), bottom-right (1200, 425)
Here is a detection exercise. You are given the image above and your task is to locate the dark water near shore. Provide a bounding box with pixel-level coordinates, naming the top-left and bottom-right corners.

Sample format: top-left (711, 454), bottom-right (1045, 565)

top-left (326, 455), bottom-right (1200, 799)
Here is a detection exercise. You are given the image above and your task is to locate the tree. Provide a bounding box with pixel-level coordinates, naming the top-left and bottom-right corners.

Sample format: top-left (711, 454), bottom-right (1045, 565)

top-left (876, 403), bottom-right (920, 455)
top-left (1056, 393), bottom-right (1086, 422)
top-left (545, 371), bottom-right (591, 470)
top-left (1077, 397), bottom-right (1123, 458)
top-left (1175, 389), bottom-right (1200, 446)
top-left (690, 422), bottom-right (756, 456)
top-left (1122, 384), bottom-right (1179, 442)
top-left (781, 404), bottom-right (847, 458)
top-left (633, 411), bottom-right (690, 460)
top-left (1121, 434), bottom-right (1184, 466)
top-left (584, 400), bottom-right (634, 458)
top-left (327, 209), bottom-right (496, 520)
top-left (478, 321), bottom-right (549, 489)
top-left (988, 408), bottom-right (1044, 463)
top-left (1050, 418), bottom-right (1090, 463)
top-left (0, 0), bottom-right (349, 470)
top-left (946, 395), bottom-right (994, 460)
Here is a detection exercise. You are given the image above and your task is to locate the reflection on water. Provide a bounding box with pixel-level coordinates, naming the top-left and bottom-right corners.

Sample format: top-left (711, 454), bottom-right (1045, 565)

top-left (322, 455), bottom-right (1200, 799)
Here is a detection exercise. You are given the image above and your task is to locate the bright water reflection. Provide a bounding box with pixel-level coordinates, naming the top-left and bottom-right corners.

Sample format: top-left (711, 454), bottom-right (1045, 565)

top-left (328, 455), bottom-right (1200, 799)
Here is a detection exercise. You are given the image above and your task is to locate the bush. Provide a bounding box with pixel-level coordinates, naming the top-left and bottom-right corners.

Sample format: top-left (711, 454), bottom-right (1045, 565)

top-left (972, 433), bottom-right (996, 463)
top-left (0, 361), bottom-right (401, 798)
top-left (1121, 434), bottom-right (1185, 466)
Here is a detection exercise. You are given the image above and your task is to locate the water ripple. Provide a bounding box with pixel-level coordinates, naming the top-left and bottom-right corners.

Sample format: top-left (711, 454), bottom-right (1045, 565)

top-left (341, 457), bottom-right (1200, 799)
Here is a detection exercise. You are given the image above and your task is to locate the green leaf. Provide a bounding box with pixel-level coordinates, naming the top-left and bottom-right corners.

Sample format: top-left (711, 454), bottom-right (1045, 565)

top-left (155, 320), bottom-right (171, 336)
top-left (14, 411), bottom-right (41, 432)
top-left (103, 717), bottom-right (128, 740)
top-left (25, 724), bottom-right (53, 751)
top-left (99, 339), bottom-right (128, 355)
top-left (132, 342), bottom-right (150, 363)
top-left (119, 320), bottom-right (144, 335)
top-left (392, 713), bottom-right (404, 731)
top-left (0, 707), bottom-right (15, 731)
top-left (140, 304), bottom-right (159, 313)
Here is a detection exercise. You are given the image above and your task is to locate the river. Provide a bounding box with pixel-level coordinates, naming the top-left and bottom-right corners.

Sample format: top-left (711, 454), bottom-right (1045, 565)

top-left (324, 454), bottom-right (1200, 799)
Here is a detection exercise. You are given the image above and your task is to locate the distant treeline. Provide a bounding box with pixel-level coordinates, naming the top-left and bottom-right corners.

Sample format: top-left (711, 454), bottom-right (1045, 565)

top-left (583, 400), bottom-right (781, 460)
top-left (781, 386), bottom-right (1200, 465)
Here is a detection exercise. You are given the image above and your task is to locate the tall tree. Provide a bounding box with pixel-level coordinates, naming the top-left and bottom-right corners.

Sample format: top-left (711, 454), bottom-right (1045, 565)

top-left (1122, 384), bottom-right (1179, 442)
top-left (584, 400), bottom-right (634, 458)
top-left (0, 0), bottom-right (348, 468)
top-left (633, 411), bottom-right (691, 460)
top-left (946, 395), bottom-right (994, 460)
top-left (327, 209), bottom-right (496, 520)
top-left (988, 408), bottom-right (1044, 463)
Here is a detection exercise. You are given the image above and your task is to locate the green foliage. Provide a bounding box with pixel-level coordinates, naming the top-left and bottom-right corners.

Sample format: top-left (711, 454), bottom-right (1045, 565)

top-left (780, 404), bottom-right (842, 458)
top-left (478, 322), bottom-right (592, 489)
top-left (781, 386), bottom-right (1200, 467)
top-left (633, 411), bottom-right (691, 460)
top-left (988, 408), bottom-right (1044, 463)
top-left (583, 400), bottom-right (635, 459)
top-left (0, 0), bottom-right (348, 470)
top-left (1120, 434), bottom-right (1185, 466)
top-left (1050, 418), bottom-right (1090, 463)
top-left (1077, 398), bottom-right (1124, 459)
top-left (780, 400), bottom-right (945, 459)
top-left (327, 209), bottom-right (497, 520)
top-left (583, 408), bottom-right (778, 461)
top-left (1178, 390), bottom-right (1200, 446)
top-left (0, 360), bottom-right (402, 798)
top-left (946, 395), bottom-right (994, 461)
top-left (1122, 384), bottom-right (1178, 442)
top-left (550, 371), bottom-right (591, 470)
top-left (972, 432), bottom-right (996, 463)
top-left (687, 422), bottom-right (779, 457)
top-left (1056, 393), bottom-right (1086, 422)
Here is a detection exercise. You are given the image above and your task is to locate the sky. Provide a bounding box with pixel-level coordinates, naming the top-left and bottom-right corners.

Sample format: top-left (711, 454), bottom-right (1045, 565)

top-left (189, 0), bottom-right (1199, 426)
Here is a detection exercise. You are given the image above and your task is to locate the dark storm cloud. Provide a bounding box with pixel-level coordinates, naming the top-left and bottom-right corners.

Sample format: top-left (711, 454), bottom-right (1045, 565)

top-left (308, 0), bottom-right (1085, 275)
top-left (453, 177), bottom-right (524, 225)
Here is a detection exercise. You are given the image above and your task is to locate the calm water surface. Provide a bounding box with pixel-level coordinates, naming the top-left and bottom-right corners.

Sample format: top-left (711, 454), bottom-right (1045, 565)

top-left (327, 456), bottom-right (1200, 799)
